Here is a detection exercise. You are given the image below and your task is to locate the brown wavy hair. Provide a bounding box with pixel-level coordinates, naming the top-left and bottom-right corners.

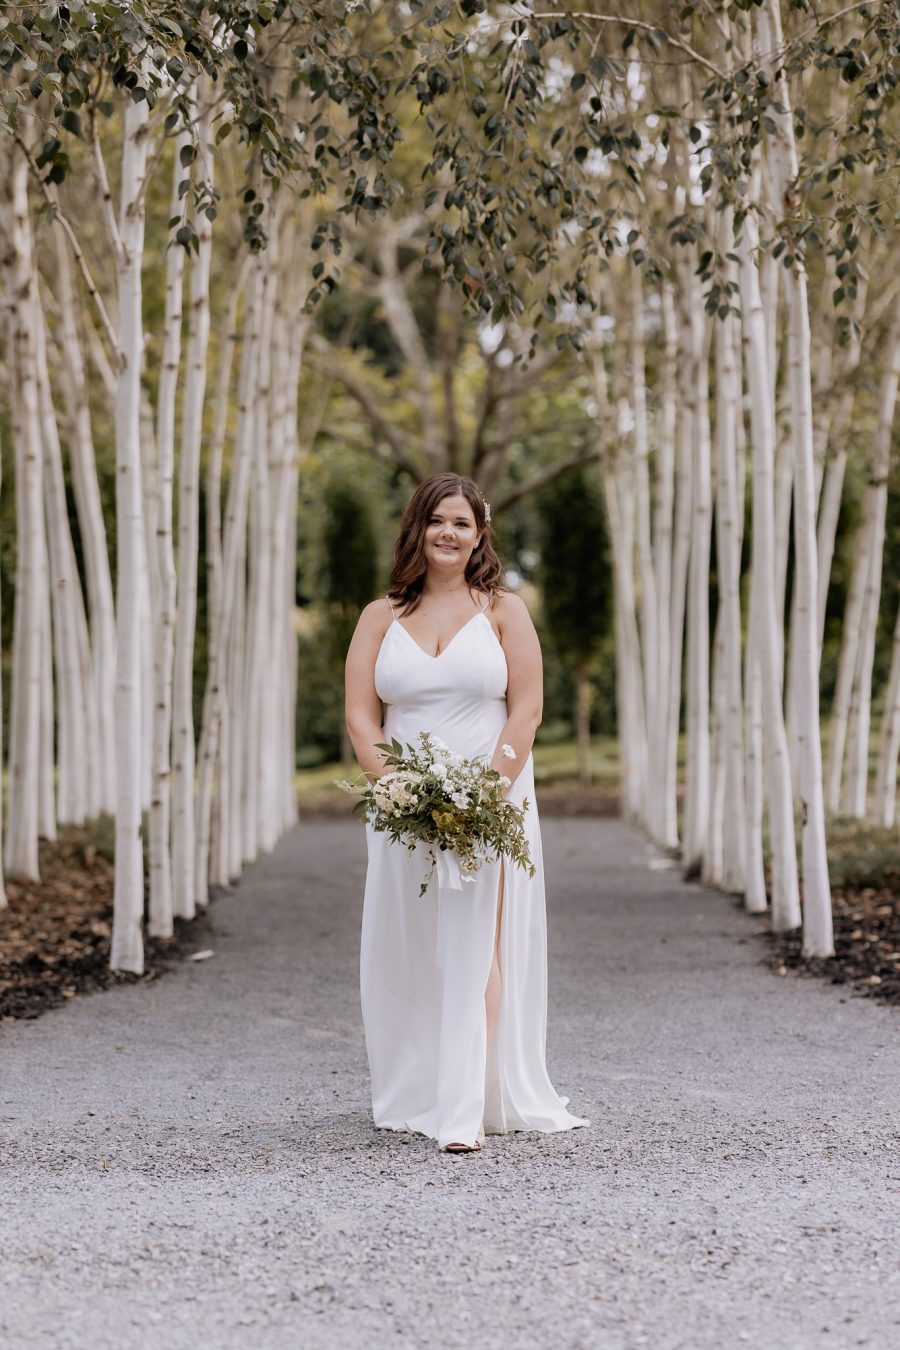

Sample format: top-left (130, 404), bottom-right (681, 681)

top-left (388, 474), bottom-right (505, 615)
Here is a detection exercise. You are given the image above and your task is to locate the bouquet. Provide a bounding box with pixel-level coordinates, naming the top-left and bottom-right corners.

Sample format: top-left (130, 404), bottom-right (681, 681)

top-left (336, 731), bottom-right (535, 896)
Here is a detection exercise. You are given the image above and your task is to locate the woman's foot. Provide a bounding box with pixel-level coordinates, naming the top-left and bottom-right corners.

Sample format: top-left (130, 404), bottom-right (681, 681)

top-left (441, 1124), bottom-right (485, 1154)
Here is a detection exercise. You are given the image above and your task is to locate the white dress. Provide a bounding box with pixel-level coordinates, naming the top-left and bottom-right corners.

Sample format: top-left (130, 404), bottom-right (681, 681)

top-left (359, 597), bottom-right (589, 1149)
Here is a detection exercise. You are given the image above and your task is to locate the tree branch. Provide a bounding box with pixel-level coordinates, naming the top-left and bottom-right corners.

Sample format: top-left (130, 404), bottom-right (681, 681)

top-left (530, 12), bottom-right (724, 79)
top-left (14, 131), bottom-right (120, 364)
top-left (375, 226), bottom-right (441, 468)
top-left (492, 441), bottom-right (600, 515)
top-left (89, 131), bottom-right (124, 265)
top-left (307, 337), bottom-right (426, 482)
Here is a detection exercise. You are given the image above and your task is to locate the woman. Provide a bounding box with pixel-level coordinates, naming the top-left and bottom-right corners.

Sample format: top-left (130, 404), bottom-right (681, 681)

top-left (345, 474), bottom-right (588, 1153)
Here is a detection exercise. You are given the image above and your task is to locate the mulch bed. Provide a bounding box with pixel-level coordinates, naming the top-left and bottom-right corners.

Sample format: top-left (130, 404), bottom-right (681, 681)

top-left (3, 815), bottom-right (897, 1021)
top-left (0, 827), bottom-right (216, 1022)
top-left (765, 887), bottom-right (900, 1007)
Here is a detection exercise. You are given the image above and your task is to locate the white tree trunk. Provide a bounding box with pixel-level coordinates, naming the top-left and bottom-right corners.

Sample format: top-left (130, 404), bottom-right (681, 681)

top-left (705, 610), bottom-right (726, 887)
top-left (52, 229), bottom-right (117, 814)
top-left (847, 304), bottom-right (900, 817)
top-left (139, 392), bottom-right (157, 815)
top-left (630, 266), bottom-right (658, 781)
top-left (826, 522), bottom-right (870, 813)
top-left (650, 283), bottom-right (678, 848)
top-left (148, 139), bottom-right (188, 939)
top-left (227, 528), bottom-right (248, 879)
top-left (759, 0), bottom-right (832, 955)
top-left (665, 337), bottom-right (693, 857)
top-left (110, 96), bottom-right (150, 975)
top-left (874, 596), bottom-right (900, 827)
top-left (603, 455), bottom-right (647, 821)
top-left (201, 257), bottom-right (264, 890)
top-left (171, 105), bottom-right (214, 920)
top-left (35, 299), bottom-right (95, 826)
top-left (2, 149), bottom-right (46, 880)
top-left (681, 257), bottom-right (712, 875)
top-left (814, 279), bottom-right (868, 651)
top-left (195, 256), bottom-right (248, 904)
top-left (38, 558), bottom-right (56, 843)
top-left (737, 201), bottom-right (801, 932)
top-left (713, 217), bottom-right (747, 893)
top-left (0, 415), bottom-right (4, 905)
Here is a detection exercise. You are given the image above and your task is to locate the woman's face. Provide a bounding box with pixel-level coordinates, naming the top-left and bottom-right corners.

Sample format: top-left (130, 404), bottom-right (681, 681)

top-left (423, 493), bottom-right (480, 574)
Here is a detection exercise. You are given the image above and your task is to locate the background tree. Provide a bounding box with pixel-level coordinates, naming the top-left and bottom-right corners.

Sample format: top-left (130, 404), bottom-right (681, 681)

top-left (536, 468), bottom-right (611, 787)
top-left (321, 478), bottom-right (379, 766)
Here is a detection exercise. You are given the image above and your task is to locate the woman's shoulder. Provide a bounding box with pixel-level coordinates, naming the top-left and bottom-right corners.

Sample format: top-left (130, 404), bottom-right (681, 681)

top-left (356, 597), bottom-right (394, 639)
top-left (483, 588), bottom-right (530, 618)
top-left (481, 588), bottom-right (535, 639)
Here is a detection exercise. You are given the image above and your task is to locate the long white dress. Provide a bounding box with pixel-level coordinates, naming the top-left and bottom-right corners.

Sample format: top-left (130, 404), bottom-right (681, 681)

top-left (359, 597), bottom-right (589, 1149)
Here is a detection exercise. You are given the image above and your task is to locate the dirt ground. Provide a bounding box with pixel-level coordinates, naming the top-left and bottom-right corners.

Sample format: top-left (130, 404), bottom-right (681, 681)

top-left (2, 803), bottom-right (897, 1019)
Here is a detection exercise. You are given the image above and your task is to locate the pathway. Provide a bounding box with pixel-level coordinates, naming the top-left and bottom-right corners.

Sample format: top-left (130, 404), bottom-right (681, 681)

top-left (2, 819), bottom-right (898, 1349)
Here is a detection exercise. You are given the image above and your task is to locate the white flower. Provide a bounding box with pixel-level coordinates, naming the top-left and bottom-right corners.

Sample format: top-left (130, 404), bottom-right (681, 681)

top-left (432, 764), bottom-right (448, 780)
top-left (501, 743), bottom-right (517, 760)
top-left (499, 775), bottom-right (511, 787)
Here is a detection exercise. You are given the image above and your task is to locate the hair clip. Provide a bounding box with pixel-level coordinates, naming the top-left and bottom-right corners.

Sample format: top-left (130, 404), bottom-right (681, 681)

top-left (483, 499), bottom-right (492, 525)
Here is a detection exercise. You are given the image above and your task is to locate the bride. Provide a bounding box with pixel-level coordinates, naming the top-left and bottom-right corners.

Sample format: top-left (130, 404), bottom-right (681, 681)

top-left (344, 473), bottom-right (588, 1153)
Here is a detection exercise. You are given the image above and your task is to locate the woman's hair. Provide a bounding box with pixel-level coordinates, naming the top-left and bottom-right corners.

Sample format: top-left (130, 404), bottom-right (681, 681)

top-left (388, 474), bottom-right (505, 614)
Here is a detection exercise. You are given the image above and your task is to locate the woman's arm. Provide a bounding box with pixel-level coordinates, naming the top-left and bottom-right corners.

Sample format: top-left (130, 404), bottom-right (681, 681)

top-left (345, 600), bottom-right (394, 779)
top-left (489, 592), bottom-right (543, 789)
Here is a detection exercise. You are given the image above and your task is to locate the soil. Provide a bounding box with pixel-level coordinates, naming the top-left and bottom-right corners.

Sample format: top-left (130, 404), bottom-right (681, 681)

top-left (2, 807), bottom-right (897, 1021)
top-left (0, 827), bottom-right (216, 1022)
top-left (765, 885), bottom-right (900, 1007)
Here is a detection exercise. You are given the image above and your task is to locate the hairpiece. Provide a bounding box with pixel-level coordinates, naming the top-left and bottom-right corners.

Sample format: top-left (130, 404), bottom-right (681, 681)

top-left (483, 499), bottom-right (492, 526)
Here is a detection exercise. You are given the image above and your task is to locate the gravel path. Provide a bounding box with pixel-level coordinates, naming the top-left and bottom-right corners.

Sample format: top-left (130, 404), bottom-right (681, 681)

top-left (2, 818), bottom-right (898, 1350)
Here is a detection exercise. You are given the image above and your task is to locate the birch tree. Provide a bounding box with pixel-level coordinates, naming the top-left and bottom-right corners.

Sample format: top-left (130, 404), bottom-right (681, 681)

top-left (736, 200), bottom-right (801, 932)
top-left (50, 231), bottom-right (117, 815)
top-left (148, 135), bottom-right (188, 940)
top-left (840, 310), bottom-right (900, 812)
top-left (755, 0), bottom-right (833, 957)
top-left (710, 211), bottom-right (746, 895)
top-left (2, 146), bottom-right (46, 882)
top-left (109, 94), bottom-right (151, 975)
top-left (171, 99), bottom-right (214, 923)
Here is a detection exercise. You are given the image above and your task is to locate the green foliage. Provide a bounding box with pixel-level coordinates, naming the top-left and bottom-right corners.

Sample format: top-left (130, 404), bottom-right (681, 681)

top-left (320, 475), bottom-right (379, 671)
top-left (296, 621), bottom-right (345, 766)
top-left (296, 475), bottom-right (379, 764)
top-left (3, 2), bottom-right (896, 326)
top-left (538, 627), bottom-right (618, 739)
top-left (535, 467), bottom-right (611, 672)
top-left (321, 478), bottom-right (378, 617)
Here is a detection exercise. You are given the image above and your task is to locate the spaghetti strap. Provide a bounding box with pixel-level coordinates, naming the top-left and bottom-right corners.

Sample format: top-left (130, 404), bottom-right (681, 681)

top-left (479, 593), bottom-right (490, 612)
top-left (386, 595), bottom-right (398, 619)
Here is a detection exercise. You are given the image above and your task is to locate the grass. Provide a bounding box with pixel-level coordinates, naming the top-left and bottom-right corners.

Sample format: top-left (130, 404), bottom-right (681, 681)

top-left (821, 817), bottom-right (900, 893)
top-left (296, 732), bottom-right (624, 804)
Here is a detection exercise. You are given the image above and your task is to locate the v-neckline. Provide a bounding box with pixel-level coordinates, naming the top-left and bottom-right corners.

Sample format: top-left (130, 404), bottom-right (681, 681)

top-left (393, 611), bottom-right (487, 661)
